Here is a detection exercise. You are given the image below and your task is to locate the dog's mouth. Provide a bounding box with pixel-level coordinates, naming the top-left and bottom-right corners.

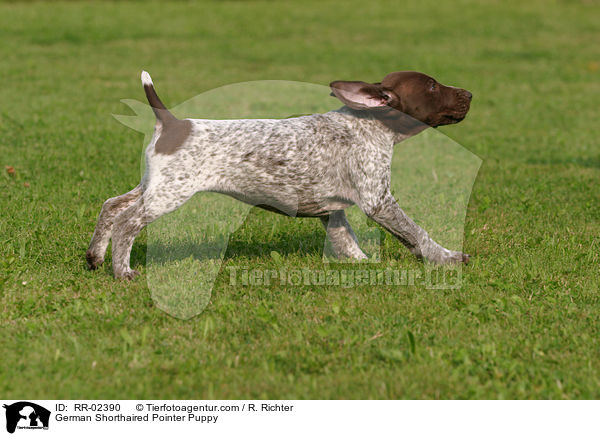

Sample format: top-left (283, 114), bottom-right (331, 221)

top-left (442, 113), bottom-right (466, 124)
top-left (437, 99), bottom-right (471, 126)
top-left (431, 112), bottom-right (466, 127)
top-left (434, 92), bottom-right (472, 126)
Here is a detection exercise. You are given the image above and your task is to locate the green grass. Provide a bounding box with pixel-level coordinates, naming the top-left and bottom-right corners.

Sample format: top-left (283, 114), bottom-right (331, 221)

top-left (1, 0), bottom-right (599, 399)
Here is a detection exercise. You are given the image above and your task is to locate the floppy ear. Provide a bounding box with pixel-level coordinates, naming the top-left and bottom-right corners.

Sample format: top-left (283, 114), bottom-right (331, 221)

top-left (329, 81), bottom-right (395, 110)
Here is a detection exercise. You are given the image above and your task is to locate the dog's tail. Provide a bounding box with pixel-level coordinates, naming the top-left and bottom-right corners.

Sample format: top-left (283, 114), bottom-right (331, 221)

top-left (141, 71), bottom-right (177, 124)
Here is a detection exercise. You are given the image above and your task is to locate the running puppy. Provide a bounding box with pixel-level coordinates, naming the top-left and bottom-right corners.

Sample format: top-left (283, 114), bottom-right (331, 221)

top-left (87, 71), bottom-right (472, 279)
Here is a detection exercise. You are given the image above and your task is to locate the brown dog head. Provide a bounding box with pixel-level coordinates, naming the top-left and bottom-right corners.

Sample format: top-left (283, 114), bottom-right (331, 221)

top-left (330, 71), bottom-right (472, 130)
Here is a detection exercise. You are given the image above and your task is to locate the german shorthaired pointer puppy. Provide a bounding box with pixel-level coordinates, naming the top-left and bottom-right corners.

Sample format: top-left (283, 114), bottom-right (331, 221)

top-left (87, 71), bottom-right (472, 279)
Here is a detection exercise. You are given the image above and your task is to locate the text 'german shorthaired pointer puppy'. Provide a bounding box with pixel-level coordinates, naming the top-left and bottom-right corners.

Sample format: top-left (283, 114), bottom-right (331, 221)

top-left (87, 71), bottom-right (472, 279)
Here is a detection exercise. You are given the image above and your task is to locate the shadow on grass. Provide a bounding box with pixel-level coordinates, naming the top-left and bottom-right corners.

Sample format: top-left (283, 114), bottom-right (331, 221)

top-left (141, 228), bottom-right (327, 266)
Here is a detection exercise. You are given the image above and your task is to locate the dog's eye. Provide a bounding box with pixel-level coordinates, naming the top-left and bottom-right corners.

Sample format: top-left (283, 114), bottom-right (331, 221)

top-left (430, 82), bottom-right (437, 91)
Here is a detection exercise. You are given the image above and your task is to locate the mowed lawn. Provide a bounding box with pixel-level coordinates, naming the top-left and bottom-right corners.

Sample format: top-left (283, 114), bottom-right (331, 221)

top-left (0, 0), bottom-right (599, 399)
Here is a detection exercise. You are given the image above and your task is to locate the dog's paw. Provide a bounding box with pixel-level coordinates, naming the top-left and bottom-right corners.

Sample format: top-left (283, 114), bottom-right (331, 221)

top-left (461, 253), bottom-right (470, 264)
top-left (86, 250), bottom-right (104, 270)
top-left (425, 250), bottom-right (470, 265)
top-left (446, 251), bottom-right (471, 265)
top-left (115, 269), bottom-right (140, 281)
top-left (445, 250), bottom-right (470, 265)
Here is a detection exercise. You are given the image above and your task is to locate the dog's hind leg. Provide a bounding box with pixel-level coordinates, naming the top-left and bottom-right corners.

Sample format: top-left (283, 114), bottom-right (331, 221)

top-left (86, 185), bottom-right (142, 270)
top-left (111, 184), bottom-right (197, 279)
top-left (320, 210), bottom-right (367, 260)
top-left (110, 197), bottom-right (149, 280)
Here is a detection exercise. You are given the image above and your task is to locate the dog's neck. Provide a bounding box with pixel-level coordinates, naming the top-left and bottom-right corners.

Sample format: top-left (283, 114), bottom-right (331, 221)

top-left (335, 106), bottom-right (429, 144)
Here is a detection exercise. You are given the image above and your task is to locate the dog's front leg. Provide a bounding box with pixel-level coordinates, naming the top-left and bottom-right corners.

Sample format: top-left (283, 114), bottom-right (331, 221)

top-left (320, 210), bottom-right (367, 260)
top-left (361, 191), bottom-right (469, 264)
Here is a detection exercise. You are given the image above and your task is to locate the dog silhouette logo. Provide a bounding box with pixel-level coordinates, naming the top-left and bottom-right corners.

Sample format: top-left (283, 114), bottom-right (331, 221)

top-left (3, 402), bottom-right (50, 434)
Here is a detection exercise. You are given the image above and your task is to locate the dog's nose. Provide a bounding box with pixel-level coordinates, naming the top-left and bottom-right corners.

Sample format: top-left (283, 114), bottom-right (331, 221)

top-left (464, 90), bottom-right (473, 100)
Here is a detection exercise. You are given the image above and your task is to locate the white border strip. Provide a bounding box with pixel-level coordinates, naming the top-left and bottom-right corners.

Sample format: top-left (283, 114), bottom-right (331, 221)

top-left (1, 400), bottom-right (597, 436)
